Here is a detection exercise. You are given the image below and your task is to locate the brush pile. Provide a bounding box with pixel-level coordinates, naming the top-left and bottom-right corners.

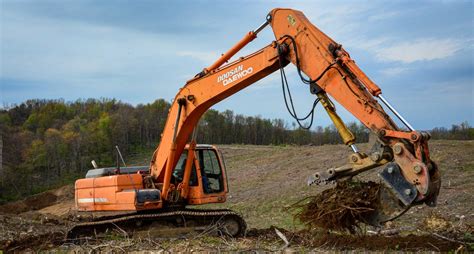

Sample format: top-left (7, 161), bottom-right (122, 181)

top-left (294, 181), bottom-right (381, 233)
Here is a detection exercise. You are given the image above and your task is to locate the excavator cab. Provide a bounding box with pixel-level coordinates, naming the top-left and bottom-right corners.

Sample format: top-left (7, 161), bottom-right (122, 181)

top-left (175, 144), bottom-right (229, 205)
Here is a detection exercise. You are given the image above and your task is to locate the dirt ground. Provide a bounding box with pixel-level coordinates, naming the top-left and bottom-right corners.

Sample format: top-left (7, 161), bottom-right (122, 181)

top-left (0, 140), bottom-right (473, 252)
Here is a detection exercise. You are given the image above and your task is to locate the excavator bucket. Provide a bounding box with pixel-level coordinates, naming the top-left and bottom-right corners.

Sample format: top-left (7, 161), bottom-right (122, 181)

top-left (369, 161), bottom-right (441, 226)
top-left (307, 161), bottom-right (441, 227)
top-left (365, 184), bottom-right (411, 226)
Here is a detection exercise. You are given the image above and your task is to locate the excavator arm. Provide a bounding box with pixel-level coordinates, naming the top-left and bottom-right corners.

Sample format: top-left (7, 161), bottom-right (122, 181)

top-left (268, 9), bottom-right (440, 206)
top-left (150, 8), bottom-right (440, 219)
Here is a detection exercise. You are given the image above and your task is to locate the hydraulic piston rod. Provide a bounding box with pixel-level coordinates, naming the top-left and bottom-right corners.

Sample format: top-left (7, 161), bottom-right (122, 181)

top-left (316, 92), bottom-right (359, 153)
top-left (254, 20), bottom-right (269, 34)
top-left (204, 20), bottom-right (269, 73)
top-left (377, 95), bottom-right (415, 131)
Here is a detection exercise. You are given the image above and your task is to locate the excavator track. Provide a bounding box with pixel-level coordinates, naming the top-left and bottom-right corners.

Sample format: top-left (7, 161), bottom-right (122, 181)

top-left (67, 208), bottom-right (246, 241)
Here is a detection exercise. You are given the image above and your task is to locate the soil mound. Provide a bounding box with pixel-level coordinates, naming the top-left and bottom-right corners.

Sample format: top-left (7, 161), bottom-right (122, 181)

top-left (0, 185), bottom-right (74, 214)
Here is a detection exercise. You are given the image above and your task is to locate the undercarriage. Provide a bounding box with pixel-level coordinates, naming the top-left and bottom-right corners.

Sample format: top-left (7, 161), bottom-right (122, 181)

top-left (67, 208), bottom-right (247, 241)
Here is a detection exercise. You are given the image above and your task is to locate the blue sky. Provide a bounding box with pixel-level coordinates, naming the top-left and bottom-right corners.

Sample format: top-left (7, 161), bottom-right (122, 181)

top-left (1, 0), bottom-right (473, 129)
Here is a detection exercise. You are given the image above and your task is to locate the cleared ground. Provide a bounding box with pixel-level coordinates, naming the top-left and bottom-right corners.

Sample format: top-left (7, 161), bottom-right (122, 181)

top-left (1, 140), bottom-right (473, 252)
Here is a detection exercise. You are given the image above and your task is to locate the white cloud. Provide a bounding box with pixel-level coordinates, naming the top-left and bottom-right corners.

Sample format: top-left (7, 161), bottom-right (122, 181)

top-left (349, 37), bottom-right (463, 63)
top-left (367, 11), bottom-right (401, 22)
top-left (176, 51), bottom-right (220, 64)
top-left (380, 67), bottom-right (408, 76)
top-left (375, 38), bottom-right (462, 63)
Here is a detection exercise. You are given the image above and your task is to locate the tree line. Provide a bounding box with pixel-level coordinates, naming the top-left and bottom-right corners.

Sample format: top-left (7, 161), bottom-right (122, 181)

top-left (430, 121), bottom-right (473, 140)
top-left (0, 99), bottom-right (472, 202)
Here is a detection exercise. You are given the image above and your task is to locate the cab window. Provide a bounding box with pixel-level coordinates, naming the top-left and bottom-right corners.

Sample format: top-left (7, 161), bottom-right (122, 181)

top-left (172, 151), bottom-right (197, 186)
top-left (198, 149), bottom-right (224, 194)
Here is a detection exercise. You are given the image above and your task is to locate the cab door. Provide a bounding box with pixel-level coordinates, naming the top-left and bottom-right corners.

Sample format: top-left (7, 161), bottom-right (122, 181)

top-left (187, 147), bottom-right (228, 205)
top-left (199, 149), bottom-right (225, 194)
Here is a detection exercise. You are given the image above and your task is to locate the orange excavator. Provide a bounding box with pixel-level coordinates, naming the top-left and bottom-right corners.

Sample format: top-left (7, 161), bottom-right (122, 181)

top-left (70, 8), bottom-right (441, 237)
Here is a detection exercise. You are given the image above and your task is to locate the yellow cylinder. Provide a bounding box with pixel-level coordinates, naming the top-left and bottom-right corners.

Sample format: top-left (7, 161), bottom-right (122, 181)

top-left (317, 93), bottom-right (356, 146)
